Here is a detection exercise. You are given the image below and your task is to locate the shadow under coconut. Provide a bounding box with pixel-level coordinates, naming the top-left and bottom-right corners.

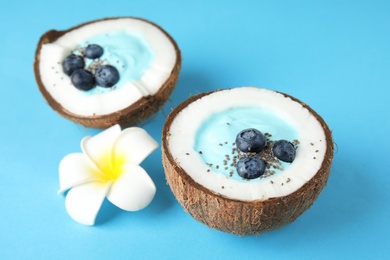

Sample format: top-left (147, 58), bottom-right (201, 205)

top-left (149, 168), bottom-right (177, 213)
top-left (167, 69), bottom-right (216, 108)
top-left (203, 151), bottom-right (378, 246)
top-left (141, 149), bottom-right (177, 214)
top-left (248, 155), bottom-right (380, 250)
top-left (287, 155), bottom-right (378, 236)
top-left (139, 70), bottom-right (217, 213)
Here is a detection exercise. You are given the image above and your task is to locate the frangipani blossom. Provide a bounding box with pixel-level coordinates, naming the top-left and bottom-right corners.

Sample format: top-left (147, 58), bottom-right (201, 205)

top-left (58, 124), bottom-right (158, 225)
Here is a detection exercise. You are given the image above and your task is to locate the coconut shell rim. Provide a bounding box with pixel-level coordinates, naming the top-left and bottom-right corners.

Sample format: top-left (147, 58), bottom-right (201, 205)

top-left (162, 88), bottom-right (334, 206)
top-left (34, 16), bottom-right (182, 128)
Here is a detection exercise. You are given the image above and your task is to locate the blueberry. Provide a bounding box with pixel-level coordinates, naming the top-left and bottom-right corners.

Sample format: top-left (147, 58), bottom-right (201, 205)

top-left (70, 69), bottom-right (95, 91)
top-left (272, 140), bottom-right (296, 163)
top-left (236, 157), bottom-right (266, 179)
top-left (85, 44), bottom-right (104, 59)
top-left (236, 128), bottom-right (266, 153)
top-left (62, 54), bottom-right (85, 76)
top-left (95, 65), bottom-right (120, 88)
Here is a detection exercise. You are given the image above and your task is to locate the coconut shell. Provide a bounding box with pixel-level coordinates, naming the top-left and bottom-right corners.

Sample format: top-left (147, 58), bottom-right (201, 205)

top-left (162, 90), bottom-right (334, 236)
top-left (34, 17), bottom-right (181, 129)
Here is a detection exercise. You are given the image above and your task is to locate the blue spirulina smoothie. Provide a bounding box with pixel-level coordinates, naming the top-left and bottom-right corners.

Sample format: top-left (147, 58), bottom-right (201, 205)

top-left (194, 107), bottom-right (298, 182)
top-left (76, 30), bottom-right (154, 94)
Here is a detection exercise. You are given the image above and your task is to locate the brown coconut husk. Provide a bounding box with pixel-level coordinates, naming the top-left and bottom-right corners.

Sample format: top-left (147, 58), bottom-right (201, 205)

top-left (162, 90), bottom-right (334, 236)
top-left (34, 17), bottom-right (181, 129)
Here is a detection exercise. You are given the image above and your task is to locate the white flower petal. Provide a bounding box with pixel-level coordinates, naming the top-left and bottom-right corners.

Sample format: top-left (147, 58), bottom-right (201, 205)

top-left (113, 127), bottom-right (158, 166)
top-left (65, 182), bottom-right (111, 225)
top-left (106, 164), bottom-right (156, 211)
top-left (81, 124), bottom-right (121, 174)
top-left (58, 153), bottom-right (104, 194)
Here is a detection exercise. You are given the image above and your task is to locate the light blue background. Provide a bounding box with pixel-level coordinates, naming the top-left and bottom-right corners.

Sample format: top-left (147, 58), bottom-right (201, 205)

top-left (1, 0), bottom-right (389, 259)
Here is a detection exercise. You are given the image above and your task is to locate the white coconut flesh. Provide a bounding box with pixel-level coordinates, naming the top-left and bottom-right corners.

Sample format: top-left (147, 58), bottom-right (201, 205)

top-left (168, 87), bottom-right (327, 201)
top-left (38, 18), bottom-right (177, 116)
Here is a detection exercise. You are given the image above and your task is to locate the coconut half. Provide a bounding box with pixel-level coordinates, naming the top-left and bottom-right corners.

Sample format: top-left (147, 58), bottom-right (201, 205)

top-left (162, 87), bottom-right (333, 235)
top-left (34, 17), bottom-right (181, 128)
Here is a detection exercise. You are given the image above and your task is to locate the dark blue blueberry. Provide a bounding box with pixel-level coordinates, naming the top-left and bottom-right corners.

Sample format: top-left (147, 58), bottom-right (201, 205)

top-left (272, 140), bottom-right (296, 163)
top-left (236, 157), bottom-right (266, 179)
top-left (62, 54), bottom-right (85, 76)
top-left (236, 128), bottom-right (266, 153)
top-left (95, 65), bottom-right (120, 88)
top-left (85, 44), bottom-right (104, 59)
top-left (70, 69), bottom-right (95, 91)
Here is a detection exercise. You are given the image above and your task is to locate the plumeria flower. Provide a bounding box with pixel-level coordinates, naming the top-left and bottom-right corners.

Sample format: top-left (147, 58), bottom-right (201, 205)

top-left (58, 124), bottom-right (158, 225)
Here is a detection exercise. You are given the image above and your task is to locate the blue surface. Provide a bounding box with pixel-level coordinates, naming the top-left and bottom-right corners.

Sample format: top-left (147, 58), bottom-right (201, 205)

top-left (1, 1), bottom-right (389, 259)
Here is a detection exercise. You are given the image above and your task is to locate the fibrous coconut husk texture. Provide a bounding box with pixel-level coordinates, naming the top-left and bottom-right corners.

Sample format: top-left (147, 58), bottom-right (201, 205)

top-left (162, 90), bottom-right (334, 236)
top-left (34, 17), bottom-right (181, 129)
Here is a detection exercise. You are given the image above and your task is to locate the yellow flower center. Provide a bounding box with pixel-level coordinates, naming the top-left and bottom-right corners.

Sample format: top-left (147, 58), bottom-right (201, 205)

top-left (99, 152), bottom-right (126, 182)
